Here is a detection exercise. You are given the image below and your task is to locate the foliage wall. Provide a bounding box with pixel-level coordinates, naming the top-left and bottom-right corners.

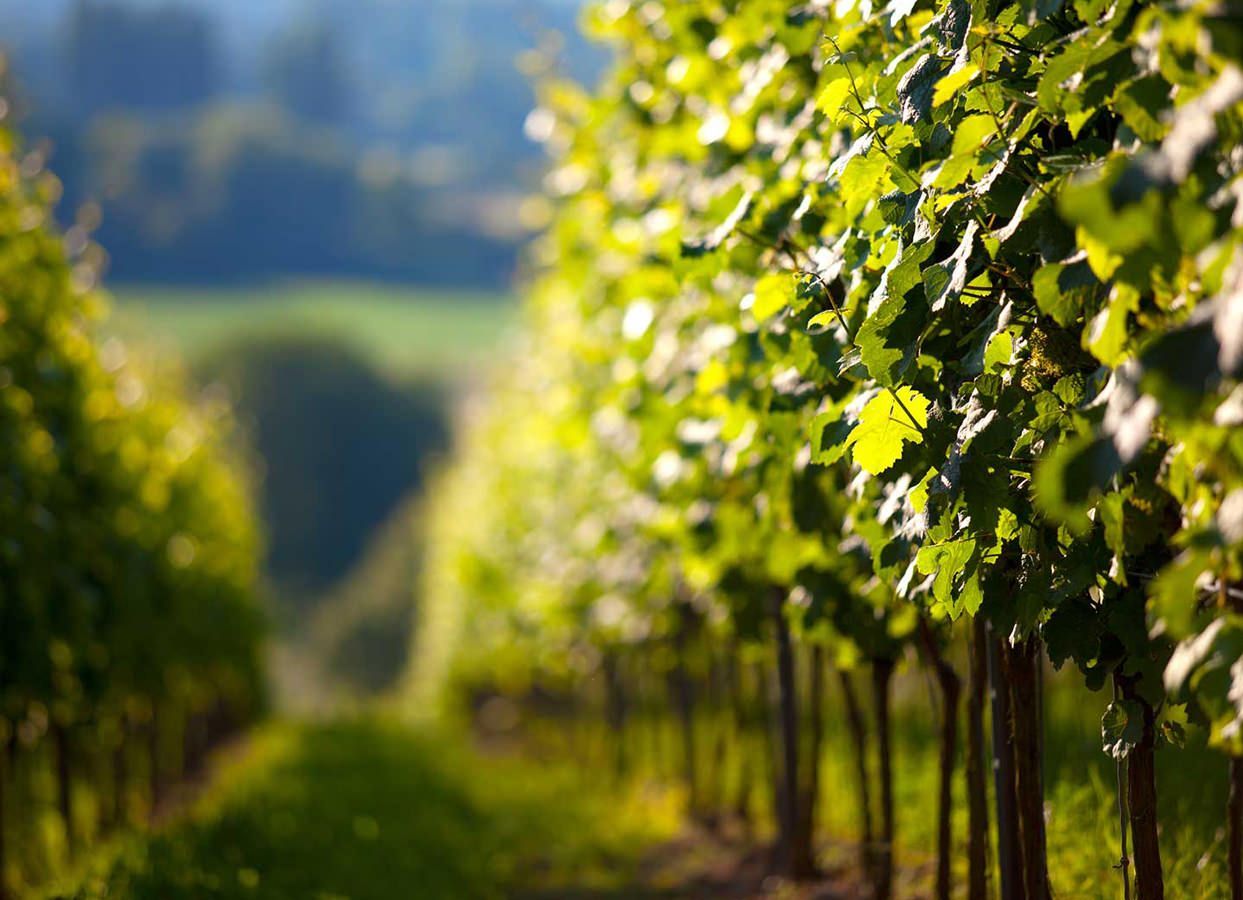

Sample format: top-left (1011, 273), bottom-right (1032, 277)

top-left (414, 0), bottom-right (1243, 894)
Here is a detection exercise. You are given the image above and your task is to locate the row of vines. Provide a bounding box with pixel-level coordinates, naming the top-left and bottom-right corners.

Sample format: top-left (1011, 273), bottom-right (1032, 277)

top-left (414, 1), bottom-right (1243, 898)
top-left (0, 110), bottom-right (265, 895)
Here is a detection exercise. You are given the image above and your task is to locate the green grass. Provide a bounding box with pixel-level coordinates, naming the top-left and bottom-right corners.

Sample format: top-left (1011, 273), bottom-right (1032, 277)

top-left (108, 282), bottom-right (518, 379)
top-left (56, 719), bottom-right (679, 900)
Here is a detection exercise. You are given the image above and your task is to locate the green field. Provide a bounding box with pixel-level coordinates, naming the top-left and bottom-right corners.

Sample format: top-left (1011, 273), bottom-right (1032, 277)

top-left (109, 282), bottom-right (518, 379)
top-left (57, 720), bottom-right (681, 900)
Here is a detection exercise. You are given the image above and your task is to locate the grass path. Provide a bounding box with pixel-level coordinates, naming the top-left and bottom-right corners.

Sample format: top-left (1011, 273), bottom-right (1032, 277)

top-left (45, 718), bottom-right (898, 900)
top-left (57, 720), bottom-right (680, 900)
top-left (52, 716), bottom-right (881, 900)
top-left (50, 690), bottom-right (1236, 899)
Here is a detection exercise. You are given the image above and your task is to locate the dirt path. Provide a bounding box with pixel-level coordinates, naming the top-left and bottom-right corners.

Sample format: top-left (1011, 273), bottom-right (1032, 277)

top-left (521, 827), bottom-right (927, 900)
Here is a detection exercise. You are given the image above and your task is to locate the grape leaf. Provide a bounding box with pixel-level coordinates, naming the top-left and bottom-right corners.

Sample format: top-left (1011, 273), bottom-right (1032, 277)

top-left (752, 273), bottom-right (798, 320)
top-left (848, 387), bottom-right (930, 475)
top-left (1102, 699), bottom-right (1146, 760)
top-left (933, 63), bottom-right (979, 107)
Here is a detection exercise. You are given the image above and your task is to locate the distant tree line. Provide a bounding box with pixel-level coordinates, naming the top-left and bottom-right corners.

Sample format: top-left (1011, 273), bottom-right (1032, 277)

top-left (64, 1), bottom-right (352, 124)
top-left (1, 0), bottom-right (601, 286)
top-left (40, 106), bottom-right (516, 285)
top-left (68, 1), bottom-right (218, 116)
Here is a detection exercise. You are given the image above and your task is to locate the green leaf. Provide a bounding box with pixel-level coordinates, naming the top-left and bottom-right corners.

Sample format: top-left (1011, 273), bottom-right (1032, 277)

top-left (1032, 258), bottom-right (1097, 327)
top-left (1058, 160), bottom-right (1157, 256)
top-left (1037, 39), bottom-right (1123, 116)
top-left (992, 185), bottom-right (1041, 244)
top-left (878, 190), bottom-right (917, 227)
top-left (857, 242), bottom-right (934, 386)
top-left (1138, 316), bottom-right (1222, 412)
top-left (983, 331), bottom-right (1013, 373)
top-left (1030, 391), bottom-right (1065, 432)
top-left (682, 190), bottom-right (753, 257)
top-left (950, 115), bottom-right (998, 157)
top-left (815, 77), bottom-right (853, 121)
top-left (857, 294), bottom-right (926, 387)
top-left (1044, 599), bottom-right (1104, 668)
top-left (1052, 374), bottom-right (1086, 406)
top-left (933, 63), bottom-right (979, 107)
top-left (839, 151), bottom-right (892, 217)
top-left (1102, 699), bottom-right (1146, 760)
top-left (752, 273), bottom-right (797, 320)
top-left (806, 309), bottom-right (839, 334)
top-left (1113, 75), bottom-right (1172, 142)
top-left (916, 538), bottom-right (978, 616)
top-left (1033, 435), bottom-right (1122, 526)
top-left (923, 221), bottom-right (979, 311)
top-left (896, 54), bottom-right (943, 124)
top-left (959, 572), bottom-right (984, 617)
top-left (1161, 718), bottom-right (1187, 749)
top-left (811, 411), bottom-right (856, 465)
top-left (1077, 227), bottom-right (1123, 281)
top-left (1150, 550), bottom-right (1214, 641)
top-left (1098, 491), bottom-right (1126, 560)
top-left (848, 387), bottom-right (930, 475)
top-left (1085, 284), bottom-right (1139, 365)
top-left (960, 302), bottom-right (1009, 376)
top-left (1158, 66), bottom-right (1243, 181)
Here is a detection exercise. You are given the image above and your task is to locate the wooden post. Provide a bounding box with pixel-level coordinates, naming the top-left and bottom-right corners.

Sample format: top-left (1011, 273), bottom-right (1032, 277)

top-left (602, 650), bottom-right (628, 781)
top-left (838, 668), bottom-right (875, 884)
top-left (149, 703), bottom-right (162, 819)
top-left (988, 627), bottom-right (1021, 900)
top-left (791, 645), bottom-right (825, 879)
top-left (0, 732), bottom-right (10, 900)
top-left (965, 618), bottom-right (991, 900)
top-left (769, 588), bottom-right (800, 877)
top-left (726, 648), bottom-right (754, 831)
top-left (918, 618), bottom-right (961, 900)
top-left (1002, 637), bottom-right (1051, 900)
top-left (1116, 674), bottom-right (1164, 900)
top-left (52, 722), bottom-right (75, 859)
top-left (872, 658), bottom-right (896, 900)
top-left (114, 709), bottom-right (134, 829)
top-left (1229, 755), bottom-right (1243, 900)
top-left (669, 606), bottom-right (699, 816)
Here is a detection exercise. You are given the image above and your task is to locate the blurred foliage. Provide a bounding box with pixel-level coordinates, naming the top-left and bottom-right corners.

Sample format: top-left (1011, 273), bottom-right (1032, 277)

top-left (0, 99), bottom-right (265, 893)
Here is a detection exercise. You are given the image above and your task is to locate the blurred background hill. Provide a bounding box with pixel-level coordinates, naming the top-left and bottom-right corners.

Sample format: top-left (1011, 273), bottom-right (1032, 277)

top-left (0, 0), bottom-right (593, 704)
top-left (0, 0), bottom-right (598, 286)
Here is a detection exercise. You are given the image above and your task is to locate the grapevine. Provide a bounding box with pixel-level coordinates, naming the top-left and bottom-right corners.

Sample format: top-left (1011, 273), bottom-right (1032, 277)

top-left (0, 118), bottom-right (264, 895)
top-left (418, 1), bottom-right (1243, 898)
